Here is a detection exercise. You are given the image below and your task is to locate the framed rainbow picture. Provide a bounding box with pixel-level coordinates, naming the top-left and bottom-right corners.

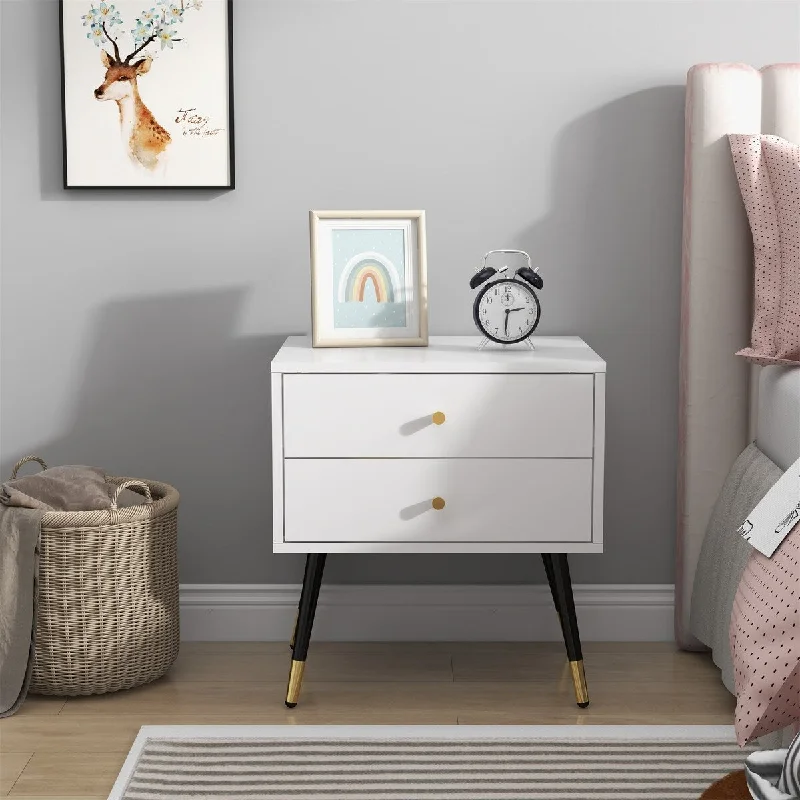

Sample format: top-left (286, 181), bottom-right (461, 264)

top-left (309, 211), bottom-right (428, 348)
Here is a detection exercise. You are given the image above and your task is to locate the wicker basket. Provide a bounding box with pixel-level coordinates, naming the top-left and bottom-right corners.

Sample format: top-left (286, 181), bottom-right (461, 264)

top-left (11, 456), bottom-right (181, 696)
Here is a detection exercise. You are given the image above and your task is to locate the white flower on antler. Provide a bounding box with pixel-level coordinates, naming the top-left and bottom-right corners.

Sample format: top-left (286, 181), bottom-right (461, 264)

top-left (97, 2), bottom-right (122, 27)
top-left (157, 25), bottom-right (178, 49)
top-left (81, 7), bottom-right (99, 26)
top-left (87, 24), bottom-right (108, 45)
top-left (131, 19), bottom-right (151, 42)
top-left (164, 3), bottom-right (184, 23)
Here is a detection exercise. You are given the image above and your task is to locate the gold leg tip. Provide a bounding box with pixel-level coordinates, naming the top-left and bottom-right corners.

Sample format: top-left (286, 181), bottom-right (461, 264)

top-left (569, 659), bottom-right (589, 707)
top-left (285, 659), bottom-right (305, 706)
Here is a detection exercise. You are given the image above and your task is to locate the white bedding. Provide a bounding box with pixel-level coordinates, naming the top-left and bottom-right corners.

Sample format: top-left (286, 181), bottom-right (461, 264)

top-left (757, 366), bottom-right (800, 471)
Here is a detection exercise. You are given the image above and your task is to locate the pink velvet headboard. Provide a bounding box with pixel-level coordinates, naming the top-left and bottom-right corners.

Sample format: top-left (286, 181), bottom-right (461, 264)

top-left (676, 63), bottom-right (800, 648)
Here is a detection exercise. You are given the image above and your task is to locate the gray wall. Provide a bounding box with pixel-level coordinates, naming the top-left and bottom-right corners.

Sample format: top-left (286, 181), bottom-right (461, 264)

top-left (2, 0), bottom-right (797, 586)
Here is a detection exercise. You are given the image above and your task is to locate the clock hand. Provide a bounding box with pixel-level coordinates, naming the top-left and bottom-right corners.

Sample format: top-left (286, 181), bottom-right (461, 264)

top-left (504, 309), bottom-right (509, 335)
top-left (508, 307), bottom-right (524, 312)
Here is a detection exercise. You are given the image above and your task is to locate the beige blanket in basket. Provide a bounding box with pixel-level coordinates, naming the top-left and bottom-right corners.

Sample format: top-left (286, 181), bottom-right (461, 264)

top-left (0, 466), bottom-right (143, 717)
top-left (0, 503), bottom-right (44, 717)
top-left (2, 465), bottom-right (118, 511)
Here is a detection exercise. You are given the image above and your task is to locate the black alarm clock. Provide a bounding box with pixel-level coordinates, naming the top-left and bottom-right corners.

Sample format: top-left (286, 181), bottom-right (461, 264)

top-left (469, 250), bottom-right (543, 345)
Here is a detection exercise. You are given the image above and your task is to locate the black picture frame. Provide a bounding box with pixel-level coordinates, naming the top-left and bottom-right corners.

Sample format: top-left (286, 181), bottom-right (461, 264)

top-left (59, 0), bottom-right (235, 190)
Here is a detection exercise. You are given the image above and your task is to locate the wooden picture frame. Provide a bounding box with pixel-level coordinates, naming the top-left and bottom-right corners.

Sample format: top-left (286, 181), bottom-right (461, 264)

top-left (309, 210), bottom-right (428, 348)
top-left (60, 0), bottom-right (234, 189)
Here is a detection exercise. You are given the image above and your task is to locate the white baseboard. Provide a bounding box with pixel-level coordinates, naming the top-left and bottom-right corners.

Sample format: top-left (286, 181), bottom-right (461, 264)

top-left (180, 584), bottom-right (675, 642)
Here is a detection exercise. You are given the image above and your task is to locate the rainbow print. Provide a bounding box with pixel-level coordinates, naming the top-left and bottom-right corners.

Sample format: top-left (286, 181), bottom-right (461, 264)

top-left (337, 252), bottom-right (402, 304)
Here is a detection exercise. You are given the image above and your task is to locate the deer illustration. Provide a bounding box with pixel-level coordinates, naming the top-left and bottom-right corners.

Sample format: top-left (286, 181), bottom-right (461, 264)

top-left (94, 23), bottom-right (171, 171)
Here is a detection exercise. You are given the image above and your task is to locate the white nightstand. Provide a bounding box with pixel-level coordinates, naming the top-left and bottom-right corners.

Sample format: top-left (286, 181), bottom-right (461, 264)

top-left (271, 335), bottom-right (606, 707)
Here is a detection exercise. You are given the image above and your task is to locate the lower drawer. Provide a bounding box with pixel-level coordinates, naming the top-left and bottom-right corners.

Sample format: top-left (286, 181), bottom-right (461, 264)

top-left (283, 458), bottom-right (593, 543)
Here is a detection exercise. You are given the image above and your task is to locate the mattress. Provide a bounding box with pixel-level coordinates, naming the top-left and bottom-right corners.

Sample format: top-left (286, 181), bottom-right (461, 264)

top-left (756, 366), bottom-right (800, 471)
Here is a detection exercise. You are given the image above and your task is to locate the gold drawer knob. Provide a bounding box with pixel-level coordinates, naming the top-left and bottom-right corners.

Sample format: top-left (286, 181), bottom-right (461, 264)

top-left (432, 411), bottom-right (446, 425)
top-left (432, 496), bottom-right (446, 511)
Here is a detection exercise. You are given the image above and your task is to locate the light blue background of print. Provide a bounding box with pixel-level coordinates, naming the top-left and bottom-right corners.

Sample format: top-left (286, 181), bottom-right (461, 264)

top-left (331, 228), bottom-right (407, 329)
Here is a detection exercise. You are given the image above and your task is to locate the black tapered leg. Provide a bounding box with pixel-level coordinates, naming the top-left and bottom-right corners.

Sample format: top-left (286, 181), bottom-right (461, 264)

top-left (541, 553), bottom-right (589, 708)
top-left (541, 553), bottom-right (561, 624)
top-left (285, 553), bottom-right (327, 708)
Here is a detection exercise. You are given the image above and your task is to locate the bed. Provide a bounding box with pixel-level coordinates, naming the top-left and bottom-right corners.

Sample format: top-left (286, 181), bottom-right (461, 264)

top-left (677, 62), bottom-right (800, 744)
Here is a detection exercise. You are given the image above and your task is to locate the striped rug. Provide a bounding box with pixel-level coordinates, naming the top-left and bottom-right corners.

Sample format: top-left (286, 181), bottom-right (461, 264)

top-left (109, 725), bottom-right (752, 800)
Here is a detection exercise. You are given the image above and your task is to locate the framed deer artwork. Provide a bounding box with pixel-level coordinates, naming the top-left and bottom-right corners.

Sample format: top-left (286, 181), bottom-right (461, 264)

top-left (60, 0), bottom-right (234, 188)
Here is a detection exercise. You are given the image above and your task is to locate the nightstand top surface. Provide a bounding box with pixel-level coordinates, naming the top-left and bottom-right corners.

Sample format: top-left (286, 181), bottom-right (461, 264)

top-left (272, 335), bottom-right (605, 374)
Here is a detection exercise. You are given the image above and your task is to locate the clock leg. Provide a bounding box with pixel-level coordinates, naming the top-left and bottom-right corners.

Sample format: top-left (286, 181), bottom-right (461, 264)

top-left (285, 553), bottom-right (327, 708)
top-left (542, 553), bottom-right (589, 708)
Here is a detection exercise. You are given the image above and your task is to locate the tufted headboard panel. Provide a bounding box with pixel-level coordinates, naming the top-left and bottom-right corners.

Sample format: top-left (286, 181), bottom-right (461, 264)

top-left (675, 63), bottom-right (800, 648)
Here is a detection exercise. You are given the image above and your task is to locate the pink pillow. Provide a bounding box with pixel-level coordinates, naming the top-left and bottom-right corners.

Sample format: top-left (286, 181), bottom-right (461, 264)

top-left (729, 134), bottom-right (800, 366)
top-left (730, 522), bottom-right (800, 745)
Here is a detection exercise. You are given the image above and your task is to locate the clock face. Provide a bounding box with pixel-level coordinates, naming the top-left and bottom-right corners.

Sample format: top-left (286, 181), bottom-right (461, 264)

top-left (474, 279), bottom-right (541, 344)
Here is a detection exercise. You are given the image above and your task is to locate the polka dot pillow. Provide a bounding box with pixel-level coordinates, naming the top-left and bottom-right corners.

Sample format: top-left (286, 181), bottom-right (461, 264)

top-left (729, 134), bottom-right (800, 366)
top-left (730, 519), bottom-right (800, 745)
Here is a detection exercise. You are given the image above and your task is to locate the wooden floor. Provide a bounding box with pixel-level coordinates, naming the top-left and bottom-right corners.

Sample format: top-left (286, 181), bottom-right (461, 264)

top-left (0, 641), bottom-right (735, 798)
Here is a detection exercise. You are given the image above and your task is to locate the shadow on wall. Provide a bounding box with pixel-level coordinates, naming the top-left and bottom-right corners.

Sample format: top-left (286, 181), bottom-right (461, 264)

top-left (8, 85), bottom-right (686, 588)
top-left (330, 85), bottom-right (686, 585)
top-left (0, 289), bottom-right (303, 584)
top-left (519, 85), bottom-right (686, 584)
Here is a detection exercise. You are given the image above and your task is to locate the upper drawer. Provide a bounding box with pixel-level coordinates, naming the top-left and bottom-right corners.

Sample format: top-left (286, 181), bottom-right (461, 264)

top-left (282, 373), bottom-right (595, 458)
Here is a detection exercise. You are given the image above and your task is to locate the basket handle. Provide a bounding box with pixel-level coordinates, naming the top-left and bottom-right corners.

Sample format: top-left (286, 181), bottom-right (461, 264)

top-left (10, 455), bottom-right (49, 479)
top-left (110, 480), bottom-right (153, 510)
